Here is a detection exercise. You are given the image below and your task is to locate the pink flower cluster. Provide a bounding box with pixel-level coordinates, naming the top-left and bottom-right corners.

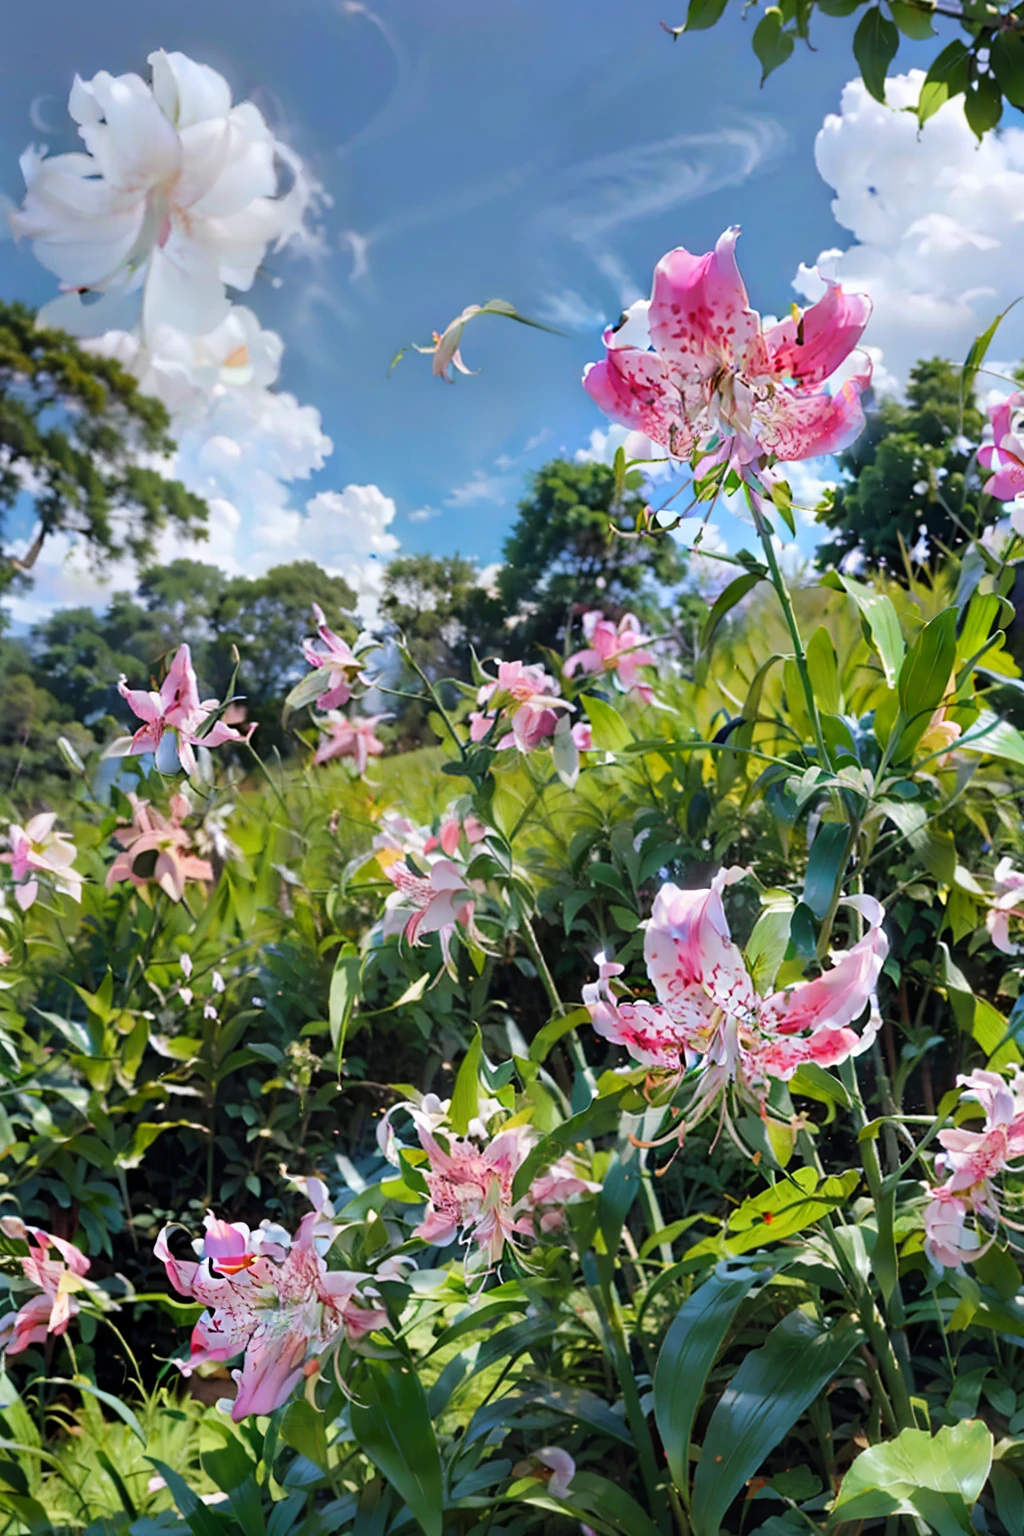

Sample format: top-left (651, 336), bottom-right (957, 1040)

top-left (155, 1180), bottom-right (402, 1420)
top-left (924, 1069), bottom-right (1024, 1269)
top-left (583, 227), bottom-right (872, 482)
top-left (1, 814), bottom-right (82, 911)
top-left (380, 1096), bottom-right (598, 1273)
top-left (469, 660), bottom-right (591, 755)
top-left (301, 603), bottom-right (368, 711)
top-left (564, 611), bottom-right (657, 705)
top-left (585, 869), bottom-right (887, 1130)
top-left (0, 1217), bottom-right (98, 1355)
top-left (980, 393), bottom-right (1024, 503)
top-left (112, 644), bottom-right (254, 776)
top-left (314, 713), bottom-right (387, 772)
top-left (107, 792), bottom-right (213, 902)
top-left (374, 807), bottom-right (488, 967)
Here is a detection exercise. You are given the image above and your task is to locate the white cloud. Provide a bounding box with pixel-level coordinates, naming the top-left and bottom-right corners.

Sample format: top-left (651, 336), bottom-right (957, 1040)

top-left (797, 71), bottom-right (1024, 390)
top-left (536, 289), bottom-right (608, 333)
top-left (407, 506), bottom-right (439, 523)
top-left (445, 470), bottom-right (511, 507)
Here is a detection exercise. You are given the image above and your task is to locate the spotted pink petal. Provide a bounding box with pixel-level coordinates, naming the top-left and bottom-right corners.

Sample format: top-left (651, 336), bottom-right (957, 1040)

top-left (582, 350), bottom-right (691, 454)
top-left (648, 226), bottom-right (763, 382)
top-left (754, 359), bottom-right (871, 463)
top-left (763, 282), bottom-right (872, 388)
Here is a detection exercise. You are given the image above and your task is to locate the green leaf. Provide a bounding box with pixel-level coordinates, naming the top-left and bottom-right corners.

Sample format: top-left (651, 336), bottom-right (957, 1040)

top-left (700, 571), bottom-right (763, 652)
top-left (653, 1265), bottom-right (759, 1491)
top-left (51, 1379), bottom-right (145, 1445)
top-left (723, 1167), bottom-right (859, 1253)
top-left (965, 299), bottom-right (1022, 424)
top-left (888, 0), bottom-right (934, 37)
top-left (853, 7), bottom-right (899, 102)
top-left (147, 1458), bottom-right (226, 1536)
top-left (280, 1399), bottom-right (329, 1473)
top-left (992, 30), bottom-right (1024, 111)
top-left (449, 1025), bottom-right (482, 1135)
top-left (803, 823), bottom-right (850, 921)
top-left (752, 8), bottom-right (796, 81)
top-left (965, 74), bottom-right (1003, 140)
top-left (692, 1311), bottom-right (864, 1536)
top-left (282, 664), bottom-right (334, 726)
top-left (821, 571), bottom-right (904, 686)
top-left (829, 1421), bottom-right (994, 1533)
top-left (957, 709), bottom-right (1024, 769)
top-left (530, 1006), bottom-right (590, 1064)
top-left (681, 0), bottom-right (730, 29)
top-left (896, 608), bottom-right (957, 754)
top-left (350, 1358), bottom-right (444, 1536)
top-left (583, 693), bottom-right (634, 752)
top-left (918, 39), bottom-right (971, 124)
top-left (329, 943), bottom-right (360, 1066)
top-left (806, 626), bottom-right (840, 714)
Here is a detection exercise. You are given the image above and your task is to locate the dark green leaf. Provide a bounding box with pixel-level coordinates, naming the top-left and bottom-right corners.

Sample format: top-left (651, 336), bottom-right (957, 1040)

top-left (653, 1265), bottom-right (759, 1491)
top-left (896, 608), bottom-right (957, 753)
top-left (803, 823), bottom-right (850, 921)
top-left (992, 30), bottom-right (1024, 110)
top-left (692, 1311), bottom-right (864, 1536)
top-left (350, 1359), bottom-right (444, 1536)
top-left (147, 1458), bottom-right (226, 1536)
top-left (752, 8), bottom-right (796, 81)
top-left (888, 0), bottom-right (934, 37)
top-left (829, 1420), bottom-right (993, 1533)
top-left (682, 0), bottom-right (730, 29)
top-left (964, 74), bottom-right (1003, 140)
top-left (853, 8), bottom-right (899, 102)
top-left (700, 571), bottom-right (763, 652)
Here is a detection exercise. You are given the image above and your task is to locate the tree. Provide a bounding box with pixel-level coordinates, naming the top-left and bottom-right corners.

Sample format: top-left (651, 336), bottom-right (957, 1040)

top-left (663, 2), bottom-right (1024, 137)
top-left (30, 559), bottom-right (359, 759)
top-left (0, 302), bottom-right (207, 591)
top-left (0, 631), bottom-right (95, 803)
top-left (815, 358), bottom-right (987, 578)
top-left (499, 459), bottom-right (686, 652)
top-left (380, 554), bottom-right (505, 680)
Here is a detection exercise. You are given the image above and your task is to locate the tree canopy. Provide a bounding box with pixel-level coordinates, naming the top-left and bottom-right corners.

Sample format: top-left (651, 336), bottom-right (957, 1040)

top-left (0, 302), bottom-right (208, 591)
top-left (815, 358), bottom-right (987, 577)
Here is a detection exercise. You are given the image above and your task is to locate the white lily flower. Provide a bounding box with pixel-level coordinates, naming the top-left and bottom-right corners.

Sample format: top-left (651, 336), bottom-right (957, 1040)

top-left (11, 50), bottom-right (314, 338)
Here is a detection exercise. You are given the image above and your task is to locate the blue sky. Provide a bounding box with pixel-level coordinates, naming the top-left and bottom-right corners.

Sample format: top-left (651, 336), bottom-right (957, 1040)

top-left (0, 0), bottom-right (999, 589)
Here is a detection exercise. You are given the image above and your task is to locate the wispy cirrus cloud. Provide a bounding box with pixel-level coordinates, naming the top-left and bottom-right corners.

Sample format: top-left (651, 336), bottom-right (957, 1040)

top-left (445, 469), bottom-right (513, 507)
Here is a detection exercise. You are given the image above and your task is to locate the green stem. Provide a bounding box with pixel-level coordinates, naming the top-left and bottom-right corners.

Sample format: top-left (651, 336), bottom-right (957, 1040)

top-left (752, 505), bottom-right (832, 773)
top-left (400, 646), bottom-right (466, 759)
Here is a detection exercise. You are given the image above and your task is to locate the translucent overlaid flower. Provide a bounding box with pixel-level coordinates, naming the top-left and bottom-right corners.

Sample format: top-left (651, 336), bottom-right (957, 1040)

top-left (536, 1447), bottom-right (576, 1500)
top-left (313, 713), bottom-right (387, 772)
top-left (585, 870), bottom-right (887, 1132)
top-left (986, 858), bottom-right (1024, 955)
top-left (301, 604), bottom-right (367, 711)
top-left (1, 814), bottom-right (83, 911)
top-left (107, 792), bottom-right (213, 902)
top-left (980, 392), bottom-right (1024, 502)
top-left (0, 1217), bottom-right (99, 1355)
top-left (565, 611), bottom-right (657, 704)
top-left (12, 50), bottom-right (314, 339)
top-left (155, 1185), bottom-right (400, 1420)
top-left (583, 227), bottom-right (872, 481)
top-left (924, 1067), bottom-right (1024, 1269)
top-left (110, 643), bottom-right (255, 775)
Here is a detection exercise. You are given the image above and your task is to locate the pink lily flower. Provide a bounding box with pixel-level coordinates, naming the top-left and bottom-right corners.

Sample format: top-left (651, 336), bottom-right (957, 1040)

top-left (382, 857), bottom-right (477, 967)
top-left (583, 227), bottom-right (872, 478)
top-left (470, 660), bottom-right (573, 754)
top-left (393, 1111), bottom-right (595, 1273)
top-left (313, 713), bottom-right (386, 773)
top-left (536, 1448), bottom-right (576, 1500)
top-left (571, 722), bottom-right (594, 752)
top-left (585, 869), bottom-right (887, 1131)
top-left (565, 611), bottom-right (658, 704)
top-left (924, 1067), bottom-right (1024, 1269)
top-left (979, 393), bottom-right (1024, 501)
top-left (113, 644), bottom-right (255, 775)
top-left (301, 603), bottom-right (367, 711)
top-left (986, 857), bottom-right (1024, 955)
top-left (1, 814), bottom-right (82, 911)
top-left (0, 1217), bottom-right (94, 1355)
top-left (155, 1188), bottom-right (397, 1421)
top-left (106, 793), bottom-right (213, 902)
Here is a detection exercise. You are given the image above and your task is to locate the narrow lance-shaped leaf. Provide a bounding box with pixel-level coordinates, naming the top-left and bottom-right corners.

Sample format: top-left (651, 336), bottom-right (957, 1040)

top-left (350, 1358), bottom-right (444, 1536)
top-left (691, 1310), bottom-right (864, 1536)
top-left (653, 1264), bottom-right (760, 1492)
